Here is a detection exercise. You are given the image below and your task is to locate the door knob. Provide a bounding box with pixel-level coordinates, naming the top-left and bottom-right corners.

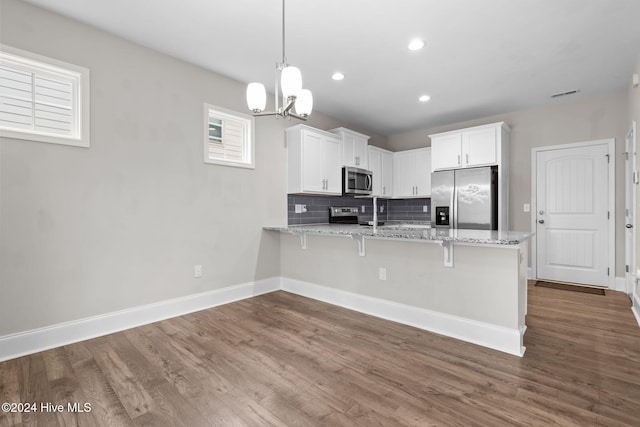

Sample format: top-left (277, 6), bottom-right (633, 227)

top-left (626, 224), bottom-right (633, 229)
top-left (538, 219), bottom-right (545, 224)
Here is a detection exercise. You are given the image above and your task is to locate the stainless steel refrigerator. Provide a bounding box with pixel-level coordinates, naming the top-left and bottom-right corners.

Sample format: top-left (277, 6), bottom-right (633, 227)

top-left (430, 166), bottom-right (498, 230)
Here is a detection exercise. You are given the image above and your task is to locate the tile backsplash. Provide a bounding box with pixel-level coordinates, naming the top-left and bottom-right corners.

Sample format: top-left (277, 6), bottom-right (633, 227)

top-left (287, 194), bottom-right (430, 225)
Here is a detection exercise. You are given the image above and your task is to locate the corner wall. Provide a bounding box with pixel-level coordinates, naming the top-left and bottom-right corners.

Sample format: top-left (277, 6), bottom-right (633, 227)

top-left (0, 0), bottom-right (382, 337)
top-left (630, 52), bottom-right (640, 299)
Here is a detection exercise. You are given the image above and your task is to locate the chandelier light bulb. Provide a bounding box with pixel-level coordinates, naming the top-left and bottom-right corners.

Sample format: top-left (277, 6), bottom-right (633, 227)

top-left (295, 89), bottom-right (313, 117)
top-left (246, 82), bottom-right (266, 112)
top-left (281, 66), bottom-right (302, 99)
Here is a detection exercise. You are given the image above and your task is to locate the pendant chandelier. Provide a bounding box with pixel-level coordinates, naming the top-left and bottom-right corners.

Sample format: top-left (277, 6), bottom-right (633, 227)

top-left (246, 0), bottom-right (312, 120)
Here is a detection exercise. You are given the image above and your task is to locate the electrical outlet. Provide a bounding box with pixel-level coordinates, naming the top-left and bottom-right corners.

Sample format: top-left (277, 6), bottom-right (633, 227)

top-left (380, 205), bottom-right (384, 213)
top-left (361, 205), bottom-right (366, 213)
top-left (379, 267), bottom-right (387, 281)
top-left (423, 205), bottom-right (429, 213)
top-left (194, 265), bottom-right (203, 278)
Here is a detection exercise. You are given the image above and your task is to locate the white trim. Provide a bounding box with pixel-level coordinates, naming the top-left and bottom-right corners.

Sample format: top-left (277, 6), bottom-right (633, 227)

top-left (0, 277), bottom-right (280, 362)
top-left (613, 276), bottom-right (627, 293)
top-left (531, 138), bottom-right (616, 288)
top-left (633, 292), bottom-right (640, 327)
top-left (281, 277), bottom-right (526, 357)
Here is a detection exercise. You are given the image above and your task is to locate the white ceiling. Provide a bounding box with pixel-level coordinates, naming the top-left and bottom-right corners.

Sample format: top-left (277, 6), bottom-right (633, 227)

top-left (22, 0), bottom-right (640, 136)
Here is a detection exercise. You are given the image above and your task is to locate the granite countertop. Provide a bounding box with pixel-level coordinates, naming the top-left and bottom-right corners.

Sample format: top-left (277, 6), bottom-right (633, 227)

top-left (264, 223), bottom-right (533, 245)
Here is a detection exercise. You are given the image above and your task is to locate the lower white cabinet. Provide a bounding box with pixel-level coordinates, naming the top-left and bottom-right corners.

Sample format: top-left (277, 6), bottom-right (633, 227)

top-left (393, 147), bottom-right (431, 198)
top-left (368, 146), bottom-right (393, 197)
top-left (286, 125), bottom-right (342, 195)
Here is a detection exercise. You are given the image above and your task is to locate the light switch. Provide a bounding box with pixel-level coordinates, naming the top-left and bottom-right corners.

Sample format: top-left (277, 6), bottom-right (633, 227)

top-left (523, 204), bottom-right (530, 212)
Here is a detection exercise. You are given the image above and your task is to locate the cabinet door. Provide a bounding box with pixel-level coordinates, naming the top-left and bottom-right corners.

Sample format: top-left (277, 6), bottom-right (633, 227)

top-left (342, 134), bottom-right (356, 167)
top-left (414, 148), bottom-right (431, 197)
top-left (368, 147), bottom-right (383, 196)
top-left (431, 133), bottom-right (462, 171)
top-left (381, 151), bottom-right (393, 197)
top-left (393, 152), bottom-right (414, 197)
top-left (324, 136), bottom-right (343, 194)
top-left (462, 127), bottom-right (497, 167)
top-left (353, 137), bottom-right (369, 169)
top-left (301, 131), bottom-right (326, 192)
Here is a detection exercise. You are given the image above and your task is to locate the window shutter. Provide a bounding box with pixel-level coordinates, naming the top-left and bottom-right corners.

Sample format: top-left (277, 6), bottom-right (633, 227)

top-left (204, 104), bottom-right (254, 169)
top-left (0, 65), bottom-right (34, 131)
top-left (0, 48), bottom-right (83, 144)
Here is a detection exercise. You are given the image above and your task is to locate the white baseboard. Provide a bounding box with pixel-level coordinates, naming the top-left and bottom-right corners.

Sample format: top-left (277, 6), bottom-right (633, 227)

top-left (0, 277), bottom-right (281, 362)
top-left (633, 292), bottom-right (640, 328)
top-left (281, 277), bottom-right (525, 357)
top-left (613, 276), bottom-right (627, 293)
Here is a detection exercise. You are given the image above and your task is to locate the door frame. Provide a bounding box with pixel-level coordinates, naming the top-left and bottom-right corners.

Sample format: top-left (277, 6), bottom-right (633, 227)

top-left (530, 138), bottom-right (616, 288)
top-left (625, 122), bottom-right (637, 296)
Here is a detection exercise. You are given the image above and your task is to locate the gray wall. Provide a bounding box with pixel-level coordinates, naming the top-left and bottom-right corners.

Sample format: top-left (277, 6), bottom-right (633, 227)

top-left (387, 91), bottom-right (629, 276)
top-left (0, 0), bottom-right (383, 336)
top-left (280, 234), bottom-right (522, 329)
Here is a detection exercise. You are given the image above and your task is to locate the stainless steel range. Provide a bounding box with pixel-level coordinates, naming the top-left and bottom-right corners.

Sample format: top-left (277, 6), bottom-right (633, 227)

top-left (329, 207), bottom-right (359, 224)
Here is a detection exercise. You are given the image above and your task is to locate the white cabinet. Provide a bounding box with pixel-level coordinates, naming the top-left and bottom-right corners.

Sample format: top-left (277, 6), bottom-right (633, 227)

top-left (368, 146), bottom-right (393, 197)
top-left (430, 122), bottom-right (509, 171)
top-left (331, 127), bottom-right (370, 169)
top-left (392, 147), bottom-right (431, 198)
top-left (286, 125), bottom-right (342, 195)
top-left (430, 121), bottom-right (511, 230)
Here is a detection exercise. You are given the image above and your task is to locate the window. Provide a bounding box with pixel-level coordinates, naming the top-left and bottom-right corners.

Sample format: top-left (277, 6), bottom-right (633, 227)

top-left (0, 45), bottom-right (90, 147)
top-left (204, 104), bottom-right (254, 169)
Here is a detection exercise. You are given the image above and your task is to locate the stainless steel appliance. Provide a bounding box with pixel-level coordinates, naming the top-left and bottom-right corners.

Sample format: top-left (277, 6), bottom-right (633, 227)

top-left (431, 166), bottom-right (498, 230)
top-left (329, 206), bottom-right (359, 224)
top-left (342, 167), bottom-right (373, 196)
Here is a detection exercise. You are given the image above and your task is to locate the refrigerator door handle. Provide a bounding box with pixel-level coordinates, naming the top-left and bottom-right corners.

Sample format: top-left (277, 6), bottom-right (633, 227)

top-left (452, 178), bottom-right (458, 228)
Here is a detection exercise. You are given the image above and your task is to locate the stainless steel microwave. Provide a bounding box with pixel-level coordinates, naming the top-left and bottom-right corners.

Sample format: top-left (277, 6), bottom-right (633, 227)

top-left (342, 166), bottom-right (373, 196)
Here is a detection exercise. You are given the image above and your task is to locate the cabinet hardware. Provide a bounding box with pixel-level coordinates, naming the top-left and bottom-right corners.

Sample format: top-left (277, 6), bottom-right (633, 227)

top-left (466, 154), bottom-right (469, 165)
top-left (458, 155), bottom-right (461, 165)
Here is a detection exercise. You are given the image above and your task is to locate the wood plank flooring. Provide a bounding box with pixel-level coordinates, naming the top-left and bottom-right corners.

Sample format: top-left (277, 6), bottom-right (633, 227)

top-left (1, 284), bottom-right (640, 426)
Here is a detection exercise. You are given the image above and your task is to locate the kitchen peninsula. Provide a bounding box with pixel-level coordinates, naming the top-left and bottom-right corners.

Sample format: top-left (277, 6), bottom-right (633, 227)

top-left (265, 223), bottom-right (532, 356)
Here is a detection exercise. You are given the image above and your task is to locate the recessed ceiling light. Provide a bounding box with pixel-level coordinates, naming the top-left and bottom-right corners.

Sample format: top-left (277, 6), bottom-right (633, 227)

top-left (408, 39), bottom-right (425, 51)
top-left (419, 95), bottom-right (431, 102)
top-left (332, 72), bottom-right (345, 81)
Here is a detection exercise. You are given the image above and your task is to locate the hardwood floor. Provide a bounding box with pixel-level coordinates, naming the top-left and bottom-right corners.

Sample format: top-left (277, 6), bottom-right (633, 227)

top-left (1, 284), bottom-right (640, 426)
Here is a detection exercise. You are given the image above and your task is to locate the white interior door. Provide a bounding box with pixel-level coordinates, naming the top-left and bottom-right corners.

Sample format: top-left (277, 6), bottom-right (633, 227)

top-left (536, 143), bottom-right (610, 286)
top-left (625, 123), bottom-right (637, 296)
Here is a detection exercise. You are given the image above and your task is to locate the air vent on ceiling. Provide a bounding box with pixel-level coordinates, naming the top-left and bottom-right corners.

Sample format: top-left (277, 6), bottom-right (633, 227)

top-left (551, 89), bottom-right (580, 98)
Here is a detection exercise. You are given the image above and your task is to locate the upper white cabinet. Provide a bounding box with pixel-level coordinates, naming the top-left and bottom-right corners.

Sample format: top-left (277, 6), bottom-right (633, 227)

top-left (286, 125), bottom-right (342, 195)
top-left (430, 122), bottom-right (510, 171)
top-left (393, 147), bottom-right (431, 198)
top-left (368, 146), bottom-right (393, 197)
top-left (331, 127), bottom-right (370, 169)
